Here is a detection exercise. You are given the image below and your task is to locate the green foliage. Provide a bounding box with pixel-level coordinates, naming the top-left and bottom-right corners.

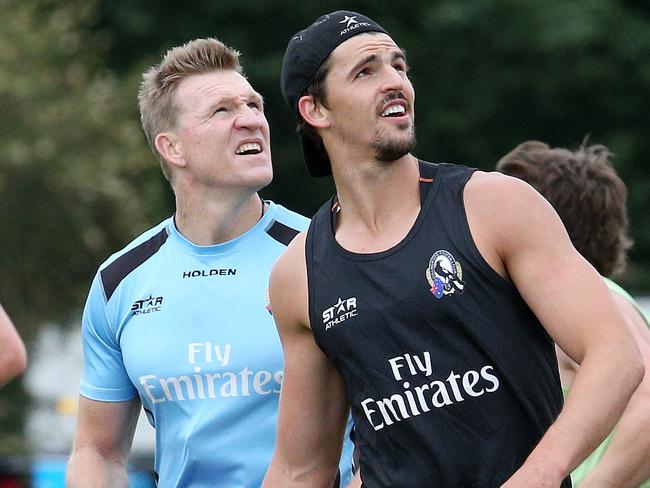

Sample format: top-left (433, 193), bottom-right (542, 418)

top-left (0, 0), bottom-right (170, 332)
top-left (2, 0), bottom-right (650, 323)
top-left (0, 0), bottom-right (649, 456)
top-left (91, 0), bottom-right (650, 289)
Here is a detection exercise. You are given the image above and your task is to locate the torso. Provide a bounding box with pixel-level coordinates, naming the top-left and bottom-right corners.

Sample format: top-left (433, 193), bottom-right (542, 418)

top-left (305, 161), bottom-right (569, 487)
top-left (81, 203), bottom-right (328, 487)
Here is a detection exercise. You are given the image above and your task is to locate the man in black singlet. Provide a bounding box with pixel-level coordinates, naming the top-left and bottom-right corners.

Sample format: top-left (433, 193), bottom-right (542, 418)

top-left (262, 11), bottom-right (644, 488)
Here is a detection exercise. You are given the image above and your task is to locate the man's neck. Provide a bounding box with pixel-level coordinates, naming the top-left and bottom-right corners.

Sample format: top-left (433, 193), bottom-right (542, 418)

top-left (173, 187), bottom-right (264, 246)
top-left (330, 154), bottom-right (421, 253)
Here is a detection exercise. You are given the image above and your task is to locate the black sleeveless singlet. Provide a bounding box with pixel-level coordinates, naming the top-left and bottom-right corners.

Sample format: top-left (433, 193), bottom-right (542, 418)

top-left (305, 161), bottom-right (570, 487)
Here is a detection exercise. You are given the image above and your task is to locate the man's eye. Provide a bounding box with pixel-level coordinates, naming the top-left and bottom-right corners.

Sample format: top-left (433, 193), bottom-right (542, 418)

top-left (248, 102), bottom-right (261, 110)
top-left (394, 63), bottom-right (408, 73)
top-left (356, 69), bottom-right (370, 78)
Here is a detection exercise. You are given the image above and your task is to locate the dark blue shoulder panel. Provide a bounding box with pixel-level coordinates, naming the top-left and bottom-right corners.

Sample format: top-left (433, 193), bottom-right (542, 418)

top-left (100, 228), bottom-right (169, 301)
top-left (265, 220), bottom-right (300, 246)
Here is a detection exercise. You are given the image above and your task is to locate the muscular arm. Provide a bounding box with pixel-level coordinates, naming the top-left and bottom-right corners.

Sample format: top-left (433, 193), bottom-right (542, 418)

top-left (579, 292), bottom-right (650, 488)
top-left (465, 173), bottom-right (644, 487)
top-left (0, 304), bottom-right (27, 386)
top-left (66, 396), bottom-right (141, 488)
top-left (263, 233), bottom-right (350, 488)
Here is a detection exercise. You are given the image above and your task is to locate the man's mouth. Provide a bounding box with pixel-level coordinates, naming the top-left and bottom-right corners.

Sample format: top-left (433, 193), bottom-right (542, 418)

top-left (235, 142), bottom-right (262, 155)
top-left (380, 104), bottom-right (406, 117)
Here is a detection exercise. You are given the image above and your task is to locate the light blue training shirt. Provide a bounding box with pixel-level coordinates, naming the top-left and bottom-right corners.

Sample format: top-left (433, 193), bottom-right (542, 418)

top-left (80, 201), bottom-right (355, 487)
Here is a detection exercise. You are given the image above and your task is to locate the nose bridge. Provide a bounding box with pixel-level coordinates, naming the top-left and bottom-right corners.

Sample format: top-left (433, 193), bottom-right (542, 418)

top-left (234, 103), bottom-right (262, 129)
top-left (379, 57), bottom-right (403, 92)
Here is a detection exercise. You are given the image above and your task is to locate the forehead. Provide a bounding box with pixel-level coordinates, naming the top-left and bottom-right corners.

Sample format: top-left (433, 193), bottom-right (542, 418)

top-left (175, 70), bottom-right (259, 108)
top-left (329, 32), bottom-right (402, 68)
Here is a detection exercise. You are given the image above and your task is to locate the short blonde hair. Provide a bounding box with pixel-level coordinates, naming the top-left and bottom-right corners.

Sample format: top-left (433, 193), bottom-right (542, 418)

top-left (138, 38), bottom-right (242, 181)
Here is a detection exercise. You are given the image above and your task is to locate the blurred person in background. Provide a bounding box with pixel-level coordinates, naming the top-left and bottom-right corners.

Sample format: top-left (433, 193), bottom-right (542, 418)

top-left (263, 10), bottom-right (643, 487)
top-left (66, 38), bottom-right (354, 488)
top-left (0, 303), bottom-right (27, 386)
top-left (497, 140), bottom-right (650, 487)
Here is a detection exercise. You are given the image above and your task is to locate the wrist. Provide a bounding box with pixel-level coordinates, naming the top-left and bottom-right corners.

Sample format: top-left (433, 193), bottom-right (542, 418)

top-left (521, 449), bottom-right (569, 486)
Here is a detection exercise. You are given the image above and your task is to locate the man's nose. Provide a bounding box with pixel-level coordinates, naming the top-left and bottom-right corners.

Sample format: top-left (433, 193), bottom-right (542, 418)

top-left (380, 65), bottom-right (406, 93)
top-left (234, 105), bottom-right (264, 130)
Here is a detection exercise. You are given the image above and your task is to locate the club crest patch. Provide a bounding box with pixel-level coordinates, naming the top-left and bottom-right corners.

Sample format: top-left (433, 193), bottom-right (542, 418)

top-left (426, 250), bottom-right (465, 299)
top-left (265, 288), bottom-right (272, 315)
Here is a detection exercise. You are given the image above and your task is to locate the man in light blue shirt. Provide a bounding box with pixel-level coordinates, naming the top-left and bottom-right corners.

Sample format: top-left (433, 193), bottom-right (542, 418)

top-left (67, 37), bottom-right (354, 488)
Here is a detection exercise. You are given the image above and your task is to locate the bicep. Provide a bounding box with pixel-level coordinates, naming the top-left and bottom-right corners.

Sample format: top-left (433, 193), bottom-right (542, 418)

top-left (276, 323), bottom-right (349, 460)
top-left (269, 237), bottom-right (349, 477)
top-left (471, 175), bottom-right (630, 362)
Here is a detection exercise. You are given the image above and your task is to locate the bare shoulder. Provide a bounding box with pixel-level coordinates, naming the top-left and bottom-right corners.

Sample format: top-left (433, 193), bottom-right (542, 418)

top-left (465, 170), bottom-right (565, 240)
top-left (465, 170), bottom-right (544, 212)
top-left (463, 170), bottom-right (571, 277)
top-left (269, 231), bottom-right (310, 331)
top-left (270, 231), bottom-right (307, 288)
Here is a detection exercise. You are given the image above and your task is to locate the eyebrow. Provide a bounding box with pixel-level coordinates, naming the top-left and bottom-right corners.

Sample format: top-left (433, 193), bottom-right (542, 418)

top-left (250, 92), bottom-right (265, 105)
top-left (393, 50), bottom-right (407, 64)
top-left (350, 49), bottom-right (408, 75)
top-left (351, 54), bottom-right (378, 75)
top-left (206, 91), bottom-right (264, 113)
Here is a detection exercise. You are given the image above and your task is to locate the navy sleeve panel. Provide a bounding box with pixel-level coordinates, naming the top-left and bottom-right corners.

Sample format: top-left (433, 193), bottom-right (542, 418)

top-left (265, 220), bottom-right (300, 246)
top-left (100, 228), bottom-right (169, 302)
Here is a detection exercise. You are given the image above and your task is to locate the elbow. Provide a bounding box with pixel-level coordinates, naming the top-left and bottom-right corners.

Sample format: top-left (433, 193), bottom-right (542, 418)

top-left (628, 349), bottom-right (645, 392)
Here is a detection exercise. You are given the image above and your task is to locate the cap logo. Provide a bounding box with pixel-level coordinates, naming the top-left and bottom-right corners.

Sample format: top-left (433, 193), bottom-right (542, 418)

top-left (339, 15), bottom-right (358, 28)
top-left (338, 15), bottom-right (371, 36)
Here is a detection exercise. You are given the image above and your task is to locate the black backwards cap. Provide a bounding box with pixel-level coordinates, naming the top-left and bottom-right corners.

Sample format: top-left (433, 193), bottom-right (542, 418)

top-left (281, 11), bottom-right (388, 177)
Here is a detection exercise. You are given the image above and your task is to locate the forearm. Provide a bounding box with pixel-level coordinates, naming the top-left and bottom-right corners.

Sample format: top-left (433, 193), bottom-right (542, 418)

top-left (263, 402), bottom-right (346, 488)
top-left (503, 345), bottom-right (644, 487)
top-left (579, 381), bottom-right (650, 487)
top-left (66, 444), bottom-right (130, 488)
top-left (263, 460), bottom-right (340, 488)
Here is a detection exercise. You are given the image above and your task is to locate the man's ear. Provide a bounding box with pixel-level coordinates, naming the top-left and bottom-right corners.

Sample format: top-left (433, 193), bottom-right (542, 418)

top-left (154, 132), bottom-right (187, 169)
top-left (298, 95), bottom-right (330, 129)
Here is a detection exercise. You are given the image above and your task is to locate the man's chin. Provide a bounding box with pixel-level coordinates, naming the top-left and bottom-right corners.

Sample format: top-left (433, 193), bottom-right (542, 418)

top-left (373, 135), bottom-right (416, 163)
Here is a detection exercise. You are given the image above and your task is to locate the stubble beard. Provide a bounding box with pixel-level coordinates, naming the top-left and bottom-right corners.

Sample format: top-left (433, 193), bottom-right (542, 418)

top-left (372, 124), bottom-right (417, 162)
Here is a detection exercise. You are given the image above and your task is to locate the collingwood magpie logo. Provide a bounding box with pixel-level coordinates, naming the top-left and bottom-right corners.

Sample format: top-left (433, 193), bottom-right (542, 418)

top-left (426, 250), bottom-right (465, 299)
top-left (131, 295), bottom-right (163, 316)
top-left (322, 297), bottom-right (358, 330)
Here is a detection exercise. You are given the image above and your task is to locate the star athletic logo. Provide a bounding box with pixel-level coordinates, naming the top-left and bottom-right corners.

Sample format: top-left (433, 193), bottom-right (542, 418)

top-left (338, 14), bottom-right (370, 36)
top-left (322, 297), bottom-right (358, 330)
top-left (131, 294), bottom-right (164, 316)
top-left (339, 15), bottom-right (358, 29)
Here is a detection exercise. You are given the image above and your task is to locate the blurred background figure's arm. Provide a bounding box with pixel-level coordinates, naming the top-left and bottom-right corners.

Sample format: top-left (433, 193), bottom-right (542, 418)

top-left (577, 290), bottom-right (650, 488)
top-left (0, 303), bottom-right (27, 386)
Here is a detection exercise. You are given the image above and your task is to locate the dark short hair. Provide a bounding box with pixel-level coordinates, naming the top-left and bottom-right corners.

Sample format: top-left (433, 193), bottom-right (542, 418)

top-left (496, 140), bottom-right (632, 277)
top-left (280, 11), bottom-right (388, 176)
top-left (296, 57), bottom-right (331, 159)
